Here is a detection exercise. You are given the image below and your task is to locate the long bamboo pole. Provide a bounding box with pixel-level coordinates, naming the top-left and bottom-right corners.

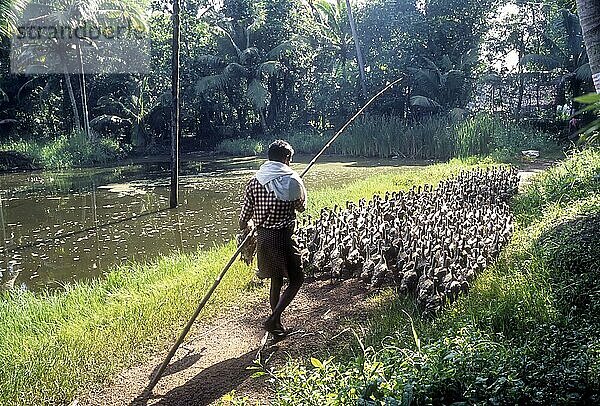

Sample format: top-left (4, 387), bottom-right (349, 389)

top-left (170, 0), bottom-right (181, 209)
top-left (146, 77), bottom-right (404, 394)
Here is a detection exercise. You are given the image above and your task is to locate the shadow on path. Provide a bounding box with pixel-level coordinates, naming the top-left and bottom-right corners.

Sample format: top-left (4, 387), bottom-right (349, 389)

top-left (131, 349), bottom-right (260, 406)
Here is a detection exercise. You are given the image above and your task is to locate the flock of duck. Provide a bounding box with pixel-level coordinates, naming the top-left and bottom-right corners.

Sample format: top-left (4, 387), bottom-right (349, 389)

top-left (294, 167), bottom-right (519, 313)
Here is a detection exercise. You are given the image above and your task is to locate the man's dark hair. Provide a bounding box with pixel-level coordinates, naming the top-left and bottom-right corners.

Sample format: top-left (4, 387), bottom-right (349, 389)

top-left (268, 140), bottom-right (294, 162)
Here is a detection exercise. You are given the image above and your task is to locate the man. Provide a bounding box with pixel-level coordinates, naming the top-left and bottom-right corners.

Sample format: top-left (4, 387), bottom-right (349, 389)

top-left (239, 140), bottom-right (307, 337)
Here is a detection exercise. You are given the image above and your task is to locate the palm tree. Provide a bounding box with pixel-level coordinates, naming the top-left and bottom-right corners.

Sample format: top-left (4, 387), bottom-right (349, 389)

top-left (15, 0), bottom-right (146, 139)
top-left (0, 0), bottom-right (24, 37)
top-left (195, 18), bottom-right (300, 134)
top-left (408, 51), bottom-right (478, 116)
top-left (522, 9), bottom-right (592, 111)
top-left (306, 0), bottom-right (352, 77)
top-left (576, 0), bottom-right (600, 92)
top-left (92, 78), bottom-right (169, 147)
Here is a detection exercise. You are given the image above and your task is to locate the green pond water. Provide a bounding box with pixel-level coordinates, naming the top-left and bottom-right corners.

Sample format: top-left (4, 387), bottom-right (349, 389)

top-left (0, 156), bottom-right (411, 291)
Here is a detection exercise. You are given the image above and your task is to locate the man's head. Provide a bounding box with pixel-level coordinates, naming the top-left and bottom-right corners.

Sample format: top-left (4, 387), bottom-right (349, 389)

top-left (268, 140), bottom-right (294, 165)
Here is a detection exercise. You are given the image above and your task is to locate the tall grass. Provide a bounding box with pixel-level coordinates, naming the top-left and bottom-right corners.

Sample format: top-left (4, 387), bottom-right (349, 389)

top-left (0, 158), bottom-right (490, 405)
top-left (216, 114), bottom-right (558, 161)
top-left (251, 149), bottom-right (600, 405)
top-left (216, 137), bottom-right (266, 156)
top-left (0, 133), bottom-right (127, 169)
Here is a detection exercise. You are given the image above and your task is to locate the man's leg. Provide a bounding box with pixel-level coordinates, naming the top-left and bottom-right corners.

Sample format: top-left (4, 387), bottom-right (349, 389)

top-left (265, 247), bottom-right (304, 332)
top-left (270, 276), bottom-right (283, 313)
top-left (269, 271), bottom-right (304, 325)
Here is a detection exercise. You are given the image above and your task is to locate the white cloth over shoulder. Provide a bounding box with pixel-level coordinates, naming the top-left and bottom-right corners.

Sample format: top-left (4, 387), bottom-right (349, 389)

top-left (254, 160), bottom-right (307, 202)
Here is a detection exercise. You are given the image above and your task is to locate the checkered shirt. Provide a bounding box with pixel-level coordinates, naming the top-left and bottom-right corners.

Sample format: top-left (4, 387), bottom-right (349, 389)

top-left (239, 177), bottom-right (306, 230)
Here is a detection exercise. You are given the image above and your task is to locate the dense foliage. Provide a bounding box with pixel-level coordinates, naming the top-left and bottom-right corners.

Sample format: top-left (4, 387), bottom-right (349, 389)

top-left (0, 0), bottom-right (592, 164)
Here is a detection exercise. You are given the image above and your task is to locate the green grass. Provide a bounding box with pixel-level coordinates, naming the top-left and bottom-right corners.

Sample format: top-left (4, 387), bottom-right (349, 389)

top-left (0, 133), bottom-right (127, 170)
top-left (0, 158), bottom-right (492, 405)
top-left (248, 148), bottom-right (600, 405)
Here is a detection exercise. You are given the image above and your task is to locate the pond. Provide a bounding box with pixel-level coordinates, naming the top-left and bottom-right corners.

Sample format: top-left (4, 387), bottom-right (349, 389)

top-left (0, 155), bottom-right (414, 291)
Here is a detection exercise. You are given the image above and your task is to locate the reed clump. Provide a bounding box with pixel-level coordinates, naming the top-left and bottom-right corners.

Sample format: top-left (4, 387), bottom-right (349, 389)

top-left (218, 114), bottom-right (557, 161)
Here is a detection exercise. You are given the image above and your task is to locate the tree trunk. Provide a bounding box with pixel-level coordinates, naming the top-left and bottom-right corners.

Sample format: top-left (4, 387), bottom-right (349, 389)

top-left (345, 0), bottom-right (367, 99)
top-left (516, 30), bottom-right (525, 119)
top-left (63, 72), bottom-right (81, 133)
top-left (577, 0), bottom-right (600, 92)
top-left (171, 0), bottom-right (181, 209)
top-left (76, 42), bottom-right (92, 140)
top-left (259, 110), bottom-right (267, 134)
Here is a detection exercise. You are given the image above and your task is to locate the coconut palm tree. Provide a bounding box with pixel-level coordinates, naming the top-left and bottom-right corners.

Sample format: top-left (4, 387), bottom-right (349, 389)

top-left (576, 0), bottom-right (600, 93)
top-left (14, 0), bottom-right (146, 138)
top-left (0, 0), bottom-right (24, 37)
top-left (92, 77), bottom-right (169, 147)
top-left (408, 51), bottom-right (478, 117)
top-left (521, 9), bottom-right (592, 111)
top-left (195, 17), bottom-right (302, 134)
top-left (306, 0), bottom-right (366, 94)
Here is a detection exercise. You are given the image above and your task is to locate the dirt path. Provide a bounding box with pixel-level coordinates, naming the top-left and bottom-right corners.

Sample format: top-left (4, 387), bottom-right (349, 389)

top-left (80, 161), bottom-right (555, 406)
top-left (80, 278), bottom-right (377, 406)
top-left (517, 159), bottom-right (554, 190)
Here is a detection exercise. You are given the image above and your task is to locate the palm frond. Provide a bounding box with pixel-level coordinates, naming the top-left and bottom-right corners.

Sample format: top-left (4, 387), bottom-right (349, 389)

top-left (539, 33), bottom-right (567, 62)
top-left (422, 57), bottom-right (441, 73)
top-left (90, 114), bottom-right (131, 128)
top-left (246, 79), bottom-right (269, 111)
top-left (410, 95), bottom-right (441, 110)
top-left (270, 43), bottom-right (292, 60)
top-left (558, 8), bottom-right (584, 57)
top-left (257, 61), bottom-right (281, 77)
top-left (445, 70), bottom-right (465, 96)
top-left (197, 54), bottom-right (224, 68)
top-left (410, 68), bottom-right (441, 99)
top-left (575, 62), bottom-right (592, 82)
top-left (195, 74), bottom-right (228, 95)
top-left (0, 87), bottom-right (8, 103)
top-left (240, 47), bottom-right (260, 65)
top-left (214, 25), bottom-right (243, 59)
top-left (0, 0), bottom-right (25, 37)
top-left (223, 63), bottom-right (246, 79)
top-left (521, 54), bottom-right (562, 70)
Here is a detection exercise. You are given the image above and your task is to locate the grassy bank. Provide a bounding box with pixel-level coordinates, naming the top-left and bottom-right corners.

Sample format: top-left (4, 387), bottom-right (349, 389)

top-left (248, 149), bottom-right (600, 405)
top-left (0, 133), bottom-right (127, 170)
top-left (217, 114), bottom-right (559, 161)
top-left (0, 158), bottom-right (492, 405)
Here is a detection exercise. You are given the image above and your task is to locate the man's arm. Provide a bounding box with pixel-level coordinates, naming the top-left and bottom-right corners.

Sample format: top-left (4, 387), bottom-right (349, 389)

top-left (290, 177), bottom-right (306, 213)
top-left (239, 179), bottom-right (255, 230)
